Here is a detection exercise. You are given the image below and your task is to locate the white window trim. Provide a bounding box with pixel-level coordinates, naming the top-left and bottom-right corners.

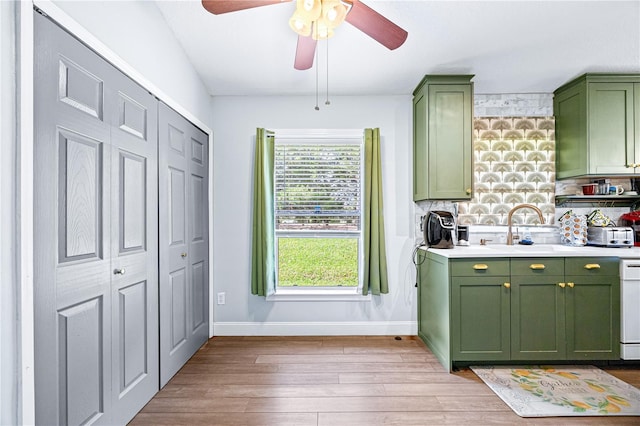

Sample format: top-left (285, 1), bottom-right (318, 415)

top-left (272, 129), bottom-right (367, 300)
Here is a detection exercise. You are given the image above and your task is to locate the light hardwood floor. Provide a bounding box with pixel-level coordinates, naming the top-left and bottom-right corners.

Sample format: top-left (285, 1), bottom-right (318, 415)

top-left (130, 336), bottom-right (640, 425)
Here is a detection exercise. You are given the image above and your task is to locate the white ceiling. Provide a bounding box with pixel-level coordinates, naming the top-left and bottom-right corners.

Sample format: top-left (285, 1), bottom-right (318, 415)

top-left (155, 0), bottom-right (640, 96)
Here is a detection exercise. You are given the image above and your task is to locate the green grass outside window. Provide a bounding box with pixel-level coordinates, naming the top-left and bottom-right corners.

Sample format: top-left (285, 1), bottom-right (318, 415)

top-left (277, 238), bottom-right (359, 287)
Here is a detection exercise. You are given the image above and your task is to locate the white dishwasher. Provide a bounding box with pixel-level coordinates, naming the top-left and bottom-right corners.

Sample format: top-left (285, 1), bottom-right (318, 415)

top-left (621, 259), bottom-right (640, 359)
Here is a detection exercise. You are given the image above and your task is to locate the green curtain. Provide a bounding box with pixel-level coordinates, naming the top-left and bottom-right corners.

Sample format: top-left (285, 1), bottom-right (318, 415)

top-left (363, 128), bottom-right (389, 295)
top-left (251, 128), bottom-right (275, 296)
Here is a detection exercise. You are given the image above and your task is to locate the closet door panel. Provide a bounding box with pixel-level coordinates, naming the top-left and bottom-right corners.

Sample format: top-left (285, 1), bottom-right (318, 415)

top-left (108, 70), bottom-right (159, 425)
top-left (159, 102), bottom-right (209, 387)
top-left (35, 12), bottom-right (159, 425)
top-left (189, 130), bottom-right (209, 335)
top-left (35, 12), bottom-right (112, 424)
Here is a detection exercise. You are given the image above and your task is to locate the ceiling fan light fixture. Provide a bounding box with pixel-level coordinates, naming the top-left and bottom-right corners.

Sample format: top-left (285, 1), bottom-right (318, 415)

top-left (295, 0), bottom-right (322, 21)
top-left (321, 0), bottom-right (347, 28)
top-left (288, 12), bottom-right (313, 36)
top-left (312, 18), bottom-right (334, 40)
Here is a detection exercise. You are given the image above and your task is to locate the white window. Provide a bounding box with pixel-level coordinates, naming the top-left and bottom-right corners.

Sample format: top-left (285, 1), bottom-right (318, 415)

top-left (273, 130), bottom-right (364, 297)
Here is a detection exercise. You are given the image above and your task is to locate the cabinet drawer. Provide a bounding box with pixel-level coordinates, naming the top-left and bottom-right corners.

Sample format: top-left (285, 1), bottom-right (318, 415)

top-left (565, 257), bottom-right (619, 276)
top-left (511, 258), bottom-right (564, 276)
top-left (450, 259), bottom-right (509, 276)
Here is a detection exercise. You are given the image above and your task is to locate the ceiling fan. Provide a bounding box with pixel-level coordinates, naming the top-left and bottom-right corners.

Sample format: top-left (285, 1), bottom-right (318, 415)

top-left (201, 0), bottom-right (408, 70)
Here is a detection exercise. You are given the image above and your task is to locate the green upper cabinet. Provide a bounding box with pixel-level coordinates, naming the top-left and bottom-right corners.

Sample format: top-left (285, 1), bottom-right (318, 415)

top-left (554, 74), bottom-right (640, 179)
top-left (413, 75), bottom-right (474, 201)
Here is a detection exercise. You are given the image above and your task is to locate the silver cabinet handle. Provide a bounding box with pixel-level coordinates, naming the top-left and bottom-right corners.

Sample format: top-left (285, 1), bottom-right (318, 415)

top-left (181, 252), bottom-right (187, 258)
top-left (114, 268), bottom-right (126, 275)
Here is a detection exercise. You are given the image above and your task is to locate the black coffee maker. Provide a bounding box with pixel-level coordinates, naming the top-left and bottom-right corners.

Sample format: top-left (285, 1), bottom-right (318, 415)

top-left (423, 211), bottom-right (455, 249)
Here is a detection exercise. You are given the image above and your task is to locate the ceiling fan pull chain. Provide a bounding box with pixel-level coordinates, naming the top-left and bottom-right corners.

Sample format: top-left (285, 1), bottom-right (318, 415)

top-left (325, 38), bottom-right (330, 106)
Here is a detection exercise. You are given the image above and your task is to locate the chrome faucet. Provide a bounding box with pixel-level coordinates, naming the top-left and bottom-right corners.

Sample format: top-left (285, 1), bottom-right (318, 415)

top-left (506, 204), bottom-right (545, 245)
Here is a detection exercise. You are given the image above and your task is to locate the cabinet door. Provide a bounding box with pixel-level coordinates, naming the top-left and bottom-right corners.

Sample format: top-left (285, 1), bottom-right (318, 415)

top-left (554, 83), bottom-right (587, 179)
top-left (418, 252), bottom-right (451, 367)
top-left (413, 91), bottom-right (428, 201)
top-left (565, 275), bottom-right (620, 360)
top-left (588, 82), bottom-right (636, 174)
top-left (511, 275), bottom-right (566, 360)
top-left (451, 276), bottom-right (510, 361)
top-left (427, 84), bottom-right (472, 199)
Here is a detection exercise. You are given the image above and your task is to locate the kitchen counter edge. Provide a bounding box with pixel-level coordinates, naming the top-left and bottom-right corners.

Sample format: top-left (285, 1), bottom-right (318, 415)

top-left (419, 244), bottom-right (640, 259)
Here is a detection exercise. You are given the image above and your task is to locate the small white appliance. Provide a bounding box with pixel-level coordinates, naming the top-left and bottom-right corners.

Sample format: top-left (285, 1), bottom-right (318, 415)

top-left (587, 226), bottom-right (634, 248)
top-left (620, 259), bottom-right (640, 360)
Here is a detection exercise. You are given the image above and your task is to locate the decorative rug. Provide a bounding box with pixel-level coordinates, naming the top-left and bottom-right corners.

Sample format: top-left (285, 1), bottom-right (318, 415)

top-left (471, 365), bottom-right (640, 417)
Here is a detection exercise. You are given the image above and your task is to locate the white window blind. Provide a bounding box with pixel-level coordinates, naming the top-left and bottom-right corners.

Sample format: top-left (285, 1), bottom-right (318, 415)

top-left (275, 143), bottom-right (362, 231)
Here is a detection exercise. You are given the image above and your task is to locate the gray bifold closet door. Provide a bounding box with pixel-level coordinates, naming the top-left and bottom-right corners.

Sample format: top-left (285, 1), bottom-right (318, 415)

top-left (158, 102), bottom-right (209, 387)
top-left (34, 12), bottom-right (159, 425)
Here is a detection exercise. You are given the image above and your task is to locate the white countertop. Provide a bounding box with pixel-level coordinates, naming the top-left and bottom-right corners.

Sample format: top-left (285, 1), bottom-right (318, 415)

top-left (421, 244), bottom-right (640, 259)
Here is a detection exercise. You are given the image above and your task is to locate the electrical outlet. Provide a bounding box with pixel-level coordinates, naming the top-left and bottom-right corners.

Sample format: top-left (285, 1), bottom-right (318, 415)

top-left (217, 292), bottom-right (226, 305)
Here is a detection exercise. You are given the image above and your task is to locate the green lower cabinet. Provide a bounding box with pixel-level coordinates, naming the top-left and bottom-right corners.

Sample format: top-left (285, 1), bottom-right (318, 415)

top-left (451, 277), bottom-right (510, 361)
top-left (565, 257), bottom-right (620, 359)
top-left (511, 275), bottom-right (566, 360)
top-left (417, 253), bottom-right (621, 371)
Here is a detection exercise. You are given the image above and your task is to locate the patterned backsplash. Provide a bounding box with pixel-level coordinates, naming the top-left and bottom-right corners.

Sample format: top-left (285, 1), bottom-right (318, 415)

top-left (457, 116), bottom-right (556, 226)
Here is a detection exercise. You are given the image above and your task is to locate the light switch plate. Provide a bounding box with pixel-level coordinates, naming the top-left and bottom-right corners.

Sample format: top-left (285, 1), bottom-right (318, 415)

top-left (217, 292), bottom-right (225, 305)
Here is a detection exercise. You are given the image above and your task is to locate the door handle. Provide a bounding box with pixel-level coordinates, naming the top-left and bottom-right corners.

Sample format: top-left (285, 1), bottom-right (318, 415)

top-left (558, 282), bottom-right (566, 288)
top-left (114, 268), bottom-right (126, 275)
top-left (584, 264), bottom-right (600, 270)
top-left (530, 264), bottom-right (545, 270)
top-left (503, 282), bottom-right (511, 289)
top-left (567, 282), bottom-right (575, 288)
top-left (473, 264), bottom-right (488, 270)
top-left (181, 252), bottom-right (188, 258)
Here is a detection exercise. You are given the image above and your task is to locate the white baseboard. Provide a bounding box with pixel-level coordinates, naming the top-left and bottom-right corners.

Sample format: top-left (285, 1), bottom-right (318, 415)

top-left (213, 321), bottom-right (417, 336)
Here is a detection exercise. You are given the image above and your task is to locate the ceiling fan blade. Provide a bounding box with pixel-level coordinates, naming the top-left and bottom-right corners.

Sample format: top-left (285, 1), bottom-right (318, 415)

top-left (345, 0), bottom-right (408, 50)
top-left (294, 35), bottom-right (317, 70)
top-left (201, 0), bottom-right (292, 15)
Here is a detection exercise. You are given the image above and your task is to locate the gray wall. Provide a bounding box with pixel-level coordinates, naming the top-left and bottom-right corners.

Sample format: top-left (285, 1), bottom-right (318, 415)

top-left (211, 95), bottom-right (417, 334)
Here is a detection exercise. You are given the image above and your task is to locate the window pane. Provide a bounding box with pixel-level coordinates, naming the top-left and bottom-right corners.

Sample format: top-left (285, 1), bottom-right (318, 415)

top-left (275, 144), bottom-right (361, 231)
top-left (277, 237), bottom-right (358, 287)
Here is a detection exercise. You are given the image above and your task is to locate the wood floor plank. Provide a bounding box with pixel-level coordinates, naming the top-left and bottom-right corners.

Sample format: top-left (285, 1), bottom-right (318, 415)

top-left (383, 383), bottom-right (494, 396)
top-left (244, 396), bottom-right (442, 412)
top-left (187, 354), bottom-right (259, 364)
top-left (343, 345), bottom-right (429, 354)
top-left (435, 395), bottom-right (512, 412)
top-left (318, 411), bottom-right (525, 425)
top-left (130, 412), bottom-right (318, 425)
top-left (401, 353), bottom-right (443, 363)
top-left (140, 397), bottom-right (249, 413)
top-left (220, 383), bottom-right (387, 397)
top-left (154, 384), bottom-right (226, 398)
top-left (200, 345), bottom-right (345, 355)
top-left (276, 361), bottom-right (436, 373)
top-left (255, 354), bottom-right (405, 364)
top-left (322, 338), bottom-right (422, 347)
top-left (339, 372), bottom-right (481, 384)
top-left (168, 372), bottom-right (340, 385)
top-left (319, 411), bottom-right (640, 425)
top-left (178, 363), bottom-right (279, 374)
